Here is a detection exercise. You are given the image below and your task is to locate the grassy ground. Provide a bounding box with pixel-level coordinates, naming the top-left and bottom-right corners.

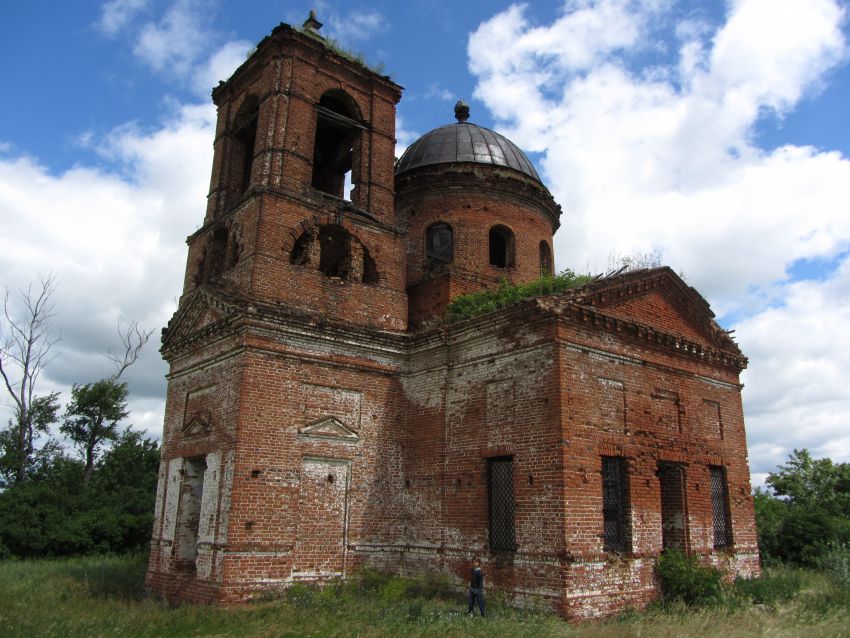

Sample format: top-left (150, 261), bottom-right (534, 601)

top-left (1, 556), bottom-right (849, 638)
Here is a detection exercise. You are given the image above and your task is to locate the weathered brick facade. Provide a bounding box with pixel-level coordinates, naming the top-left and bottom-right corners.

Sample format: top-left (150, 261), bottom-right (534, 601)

top-left (145, 17), bottom-right (759, 619)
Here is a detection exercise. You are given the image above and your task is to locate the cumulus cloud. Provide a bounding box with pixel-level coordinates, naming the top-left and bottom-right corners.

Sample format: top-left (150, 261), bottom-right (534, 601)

top-left (0, 102), bottom-right (215, 438)
top-left (468, 0), bottom-right (850, 472)
top-left (133, 0), bottom-right (212, 76)
top-left (739, 254), bottom-right (850, 477)
top-left (395, 114), bottom-right (420, 159)
top-left (191, 39), bottom-right (255, 95)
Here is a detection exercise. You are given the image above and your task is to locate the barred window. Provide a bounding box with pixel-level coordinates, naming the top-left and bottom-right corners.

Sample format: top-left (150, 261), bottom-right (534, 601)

top-left (659, 462), bottom-right (688, 550)
top-left (710, 466), bottom-right (733, 548)
top-left (602, 456), bottom-right (629, 552)
top-left (487, 457), bottom-right (516, 551)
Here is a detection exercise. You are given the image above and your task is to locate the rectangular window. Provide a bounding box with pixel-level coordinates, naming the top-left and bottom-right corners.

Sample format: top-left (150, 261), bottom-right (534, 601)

top-left (658, 462), bottom-right (688, 551)
top-left (176, 456), bottom-right (207, 562)
top-left (487, 457), bottom-right (516, 551)
top-left (710, 466), bottom-right (733, 548)
top-left (601, 456), bottom-right (629, 552)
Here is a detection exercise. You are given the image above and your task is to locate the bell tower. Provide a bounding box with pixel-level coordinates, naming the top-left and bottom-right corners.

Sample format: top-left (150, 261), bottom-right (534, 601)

top-left (182, 14), bottom-right (406, 331)
top-left (147, 15), bottom-right (409, 604)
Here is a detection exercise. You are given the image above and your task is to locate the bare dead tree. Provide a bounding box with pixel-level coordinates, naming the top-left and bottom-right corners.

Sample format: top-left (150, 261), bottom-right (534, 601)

top-left (0, 275), bottom-right (61, 484)
top-left (106, 318), bottom-right (154, 381)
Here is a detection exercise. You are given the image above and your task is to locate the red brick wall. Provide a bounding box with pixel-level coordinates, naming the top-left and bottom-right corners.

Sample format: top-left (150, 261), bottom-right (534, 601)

top-left (397, 163), bottom-right (560, 324)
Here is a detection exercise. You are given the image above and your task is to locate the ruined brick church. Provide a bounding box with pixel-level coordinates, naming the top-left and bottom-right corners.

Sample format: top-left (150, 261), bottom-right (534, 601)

top-left (145, 14), bottom-right (759, 619)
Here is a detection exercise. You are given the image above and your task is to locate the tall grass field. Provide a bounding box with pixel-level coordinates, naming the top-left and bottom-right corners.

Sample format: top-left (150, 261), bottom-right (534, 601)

top-left (1, 555), bottom-right (849, 637)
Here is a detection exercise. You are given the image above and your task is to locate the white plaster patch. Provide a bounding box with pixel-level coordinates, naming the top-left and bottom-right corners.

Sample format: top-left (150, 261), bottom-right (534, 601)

top-left (401, 370), bottom-right (445, 410)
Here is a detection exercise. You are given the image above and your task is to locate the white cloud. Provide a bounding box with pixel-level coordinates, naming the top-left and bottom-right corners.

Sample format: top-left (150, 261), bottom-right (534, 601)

top-left (395, 114), bottom-right (419, 159)
top-left (468, 0), bottom-right (850, 468)
top-left (310, 2), bottom-right (387, 44)
top-left (738, 255), bottom-right (850, 475)
top-left (425, 83), bottom-right (456, 102)
top-left (192, 40), bottom-right (254, 95)
top-left (0, 101), bottom-right (215, 439)
top-left (329, 9), bottom-right (386, 43)
top-left (97, 0), bottom-right (149, 36)
top-left (133, 0), bottom-right (211, 76)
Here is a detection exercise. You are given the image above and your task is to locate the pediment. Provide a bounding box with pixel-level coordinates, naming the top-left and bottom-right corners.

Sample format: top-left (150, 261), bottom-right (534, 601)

top-left (299, 417), bottom-right (359, 443)
top-left (162, 288), bottom-right (233, 349)
top-left (571, 267), bottom-right (740, 354)
top-left (182, 413), bottom-right (211, 438)
top-left (601, 289), bottom-right (712, 346)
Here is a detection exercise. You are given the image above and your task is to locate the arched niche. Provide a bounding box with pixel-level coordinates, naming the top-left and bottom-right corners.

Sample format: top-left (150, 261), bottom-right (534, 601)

top-left (290, 223), bottom-right (379, 285)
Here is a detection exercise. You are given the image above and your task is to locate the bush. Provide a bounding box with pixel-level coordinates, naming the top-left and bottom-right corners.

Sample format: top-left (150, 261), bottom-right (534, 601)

top-left (732, 569), bottom-right (802, 605)
top-left (445, 270), bottom-right (594, 323)
top-left (655, 550), bottom-right (723, 607)
top-left (816, 543), bottom-right (850, 586)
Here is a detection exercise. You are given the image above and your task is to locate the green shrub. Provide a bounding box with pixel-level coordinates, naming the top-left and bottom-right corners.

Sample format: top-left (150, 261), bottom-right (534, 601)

top-left (377, 575), bottom-right (410, 604)
top-left (284, 583), bottom-right (315, 608)
top-left (732, 569), bottom-right (802, 605)
top-left (445, 270), bottom-right (594, 323)
top-left (655, 550), bottom-right (723, 607)
top-left (816, 543), bottom-right (850, 586)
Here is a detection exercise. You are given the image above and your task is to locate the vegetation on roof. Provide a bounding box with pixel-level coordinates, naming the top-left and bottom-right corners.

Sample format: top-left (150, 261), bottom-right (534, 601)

top-left (298, 28), bottom-right (390, 77)
top-left (445, 269), bottom-right (595, 323)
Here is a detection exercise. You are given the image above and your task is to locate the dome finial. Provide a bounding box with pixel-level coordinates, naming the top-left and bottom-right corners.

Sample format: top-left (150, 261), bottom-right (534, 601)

top-left (454, 99), bottom-right (470, 123)
top-left (303, 9), bottom-right (323, 34)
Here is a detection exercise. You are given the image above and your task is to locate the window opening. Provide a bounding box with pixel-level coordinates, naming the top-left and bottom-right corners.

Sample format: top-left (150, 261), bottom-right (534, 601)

top-left (710, 466), bottom-right (733, 548)
top-left (362, 250), bottom-right (379, 285)
top-left (208, 228), bottom-right (228, 279)
top-left (539, 241), bottom-right (552, 276)
top-left (658, 462), bottom-right (688, 551)
top-left (426, 222), bottom-right (454, 269)
top-left (318, 225), bottom-right (351, 279)
top-left (312, 91), bottom-right (363, 200)
top-left (488, 456), bottom-right (516, 551)
top-left (489, 225), bottom-right (515, 268)
top-left (602, 456), bottom-right (629, 552)
top-left (176, 456), bottom-right (207, 562)
top-left (231, 96), bottom-right (258, 195)
top-left (290, 231), bottom-right (312, 266)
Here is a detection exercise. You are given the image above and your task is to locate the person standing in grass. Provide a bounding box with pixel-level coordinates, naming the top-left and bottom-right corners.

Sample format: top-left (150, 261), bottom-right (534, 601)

top-left (468, 558), bottom-right (485, 616)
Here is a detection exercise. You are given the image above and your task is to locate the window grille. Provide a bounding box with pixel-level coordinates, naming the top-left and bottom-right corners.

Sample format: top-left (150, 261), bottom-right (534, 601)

top-left (602, 456), bottom-right (628, 552)
top-left (710, 466), bottom-right (732, 548)
top-left (488, 457), bottom-right (516, 551)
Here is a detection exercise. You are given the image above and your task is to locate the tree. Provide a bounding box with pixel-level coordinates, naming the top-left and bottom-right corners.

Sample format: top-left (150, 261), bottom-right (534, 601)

top-left (0, 428), bottom-right (159, 558)
top-left (61, 379), bottom-right (129, 485)
top-left (767, 449), bottom-right (850, 517)
top-left (0, 393), bottom-right (61, 486)
top-left (0, 275), bottom-right (60, 485)
top-left (755, 449), bottom-right (850, 566)
top-left (59, 320), bottom-right (152, 485)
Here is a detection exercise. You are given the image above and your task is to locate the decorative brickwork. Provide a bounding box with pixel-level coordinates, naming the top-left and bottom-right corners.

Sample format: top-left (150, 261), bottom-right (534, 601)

top-left (146, 15), bottom-right (759, 620)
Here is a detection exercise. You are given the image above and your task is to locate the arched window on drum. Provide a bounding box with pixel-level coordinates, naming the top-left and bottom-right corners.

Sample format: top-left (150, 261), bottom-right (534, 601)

top-left (425, 222), bottom-right (453, 271)
top-left (539, 240), bottom-right (553, 276)
top-left (489, 225), bottom-right (515, 269)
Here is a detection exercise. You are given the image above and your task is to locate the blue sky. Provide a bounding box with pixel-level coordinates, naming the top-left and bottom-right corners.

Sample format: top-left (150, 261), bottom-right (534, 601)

top-left (1, 0), bottom-right (849, 485)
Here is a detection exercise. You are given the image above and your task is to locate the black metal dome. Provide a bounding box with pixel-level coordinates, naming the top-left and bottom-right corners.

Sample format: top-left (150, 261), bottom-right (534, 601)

top-left (395, 103), bottom-right (541, 182)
